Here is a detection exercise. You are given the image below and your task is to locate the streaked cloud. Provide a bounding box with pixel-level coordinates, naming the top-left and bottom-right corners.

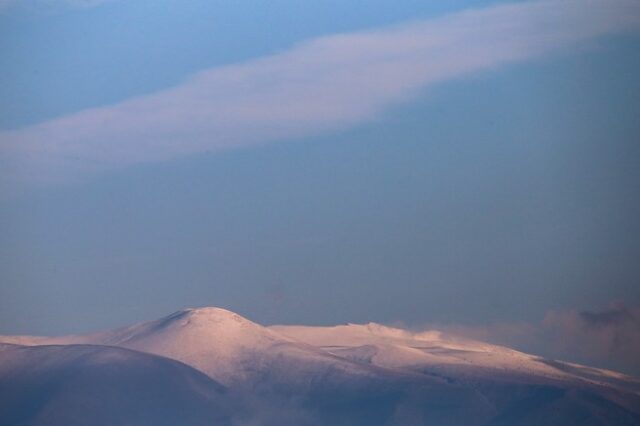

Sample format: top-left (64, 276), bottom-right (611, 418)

top-left (2, 0), bottom-right (640, 187)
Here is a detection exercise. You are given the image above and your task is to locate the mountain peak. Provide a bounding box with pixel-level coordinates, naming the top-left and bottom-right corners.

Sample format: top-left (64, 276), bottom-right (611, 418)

top-left (182, 306), bottom-right (236, 315)
top-left (145, 306), bottom-right (259, 332)
top-left (99, 306), bottom-right (292, 384)
top-left (179, 307), bottom-right (251, 323)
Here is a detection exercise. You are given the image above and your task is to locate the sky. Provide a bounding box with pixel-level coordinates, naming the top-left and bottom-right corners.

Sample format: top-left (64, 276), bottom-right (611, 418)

top-left (1, 0), bottom-right (639, 372)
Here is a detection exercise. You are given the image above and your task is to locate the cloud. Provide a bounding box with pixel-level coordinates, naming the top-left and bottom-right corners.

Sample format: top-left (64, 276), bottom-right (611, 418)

top-left (0, 0), bottom-right (15, 10)
top-left (541, 303), bottom-right (640, 370)
top-left (2, 0), bottom-right (640, 187)
top-left (435, 302), bottom-right (640, 375)
top-left (578, 303), bottom-right (636, 328)
top-left (0, 0), bottom-right (114, 12)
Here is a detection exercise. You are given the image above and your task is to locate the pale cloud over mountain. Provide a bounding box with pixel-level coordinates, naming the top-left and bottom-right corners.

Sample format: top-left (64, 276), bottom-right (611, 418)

top-left (434, 302), bottom-right (640, 375)
top-left (2, 0), bottom-right (640, 188)
top-left (0, 0), bottom-right (114, 12)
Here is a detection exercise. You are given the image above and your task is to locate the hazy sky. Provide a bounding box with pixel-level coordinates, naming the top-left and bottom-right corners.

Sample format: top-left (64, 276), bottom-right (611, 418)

top-left (1, 0), bottom-right (639, 360)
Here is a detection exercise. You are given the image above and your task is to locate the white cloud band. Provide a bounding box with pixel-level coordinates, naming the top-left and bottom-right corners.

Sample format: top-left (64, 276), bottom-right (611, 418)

top-left (2, 0), bottom-right (640, 185)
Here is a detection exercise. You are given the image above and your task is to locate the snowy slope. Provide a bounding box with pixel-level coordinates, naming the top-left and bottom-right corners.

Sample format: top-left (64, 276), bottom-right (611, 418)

top-left (106, 307), bottom-right (416, 389)
top-left (0, 308), bottom-right (412, 388)
top-left (0, 343), bottom-right (232, 426)
top-left (271, 322), bottom-right (640, 420)
top-left (3, 308), bottom-right (639, 391)
top-left (0, 309), bottom-right (498, 424)
top-left (271, 322), bottom-right (640, 392)
top-left (2, 307), bottom-right (640, 425)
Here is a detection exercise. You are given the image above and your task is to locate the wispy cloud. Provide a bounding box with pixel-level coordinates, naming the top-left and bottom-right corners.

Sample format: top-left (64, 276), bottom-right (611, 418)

top-left (2, 0), bottom-right (640, 187)
top-left (436, 302), bottom-right (640, 375)
top-left (0, 0), bottom-right (15, 11)
top-left (1, 0), bottom-right (114, 12)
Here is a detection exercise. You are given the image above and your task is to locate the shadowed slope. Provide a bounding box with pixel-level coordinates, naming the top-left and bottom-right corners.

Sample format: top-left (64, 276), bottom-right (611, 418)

top-left (0, 343), bottom-right (232, 426)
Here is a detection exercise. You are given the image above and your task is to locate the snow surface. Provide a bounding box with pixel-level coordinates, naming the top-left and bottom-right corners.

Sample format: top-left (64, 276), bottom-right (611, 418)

top-left (0, 308), bottom-right (389, 387)
top-left (2, 307), bottom-right (640, 425)
top-left (2, 307), bottom-right (639, 393)
top-left (0, 343), bottom-right (232, 426)
top-left (271, 322), bottom-right (640, 392)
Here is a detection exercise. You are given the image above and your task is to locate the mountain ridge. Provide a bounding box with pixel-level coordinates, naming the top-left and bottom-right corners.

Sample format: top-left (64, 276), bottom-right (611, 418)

top-left (2, 306), bottom-right (639, 425)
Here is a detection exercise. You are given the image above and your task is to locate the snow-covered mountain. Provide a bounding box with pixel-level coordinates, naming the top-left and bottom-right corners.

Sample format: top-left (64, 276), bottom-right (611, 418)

top-left (1, 308), bottom-right (411, 389)
top-left (2, 307), bottom-right (639, 425)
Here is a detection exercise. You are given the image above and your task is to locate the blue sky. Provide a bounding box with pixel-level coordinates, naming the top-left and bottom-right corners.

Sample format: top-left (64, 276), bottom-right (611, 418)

top-left (1, 0), bottom-right (639, 373)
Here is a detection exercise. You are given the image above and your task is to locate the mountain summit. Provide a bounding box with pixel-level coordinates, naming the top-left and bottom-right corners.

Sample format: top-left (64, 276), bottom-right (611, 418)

top-left (101, 307), bottom-right (299, 385)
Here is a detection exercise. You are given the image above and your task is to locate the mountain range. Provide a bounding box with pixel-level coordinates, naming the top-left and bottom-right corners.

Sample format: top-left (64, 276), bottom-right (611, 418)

top-left (1, 307), bottom-right (639, 425)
